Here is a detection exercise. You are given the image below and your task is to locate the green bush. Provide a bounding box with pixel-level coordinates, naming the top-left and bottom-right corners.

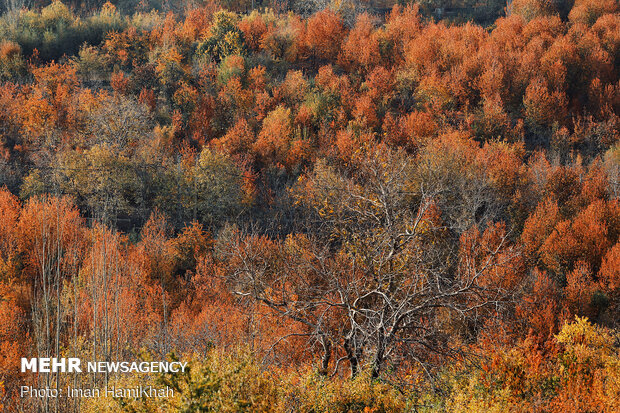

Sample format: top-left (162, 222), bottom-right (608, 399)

top-left (196, 11), bottom-right (246, 63)
top-left (0, 1), bottom-right (125, 61)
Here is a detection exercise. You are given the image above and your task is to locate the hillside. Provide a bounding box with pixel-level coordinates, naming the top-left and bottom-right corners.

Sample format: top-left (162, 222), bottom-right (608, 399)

top-left (0, 0), bottom-right (619, 411)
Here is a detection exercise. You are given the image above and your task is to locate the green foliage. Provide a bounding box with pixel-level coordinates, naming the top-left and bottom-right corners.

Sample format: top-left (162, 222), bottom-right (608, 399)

top-left (0, 41), bottom-right (28, 82)
top-left (196, 11), bottom-right (246, 63)
top-left (112, 350), bottom-right (412, 413)
top-left (217, 54), bottom-right (246, 84)
top-left (115, 350), bottom-right (278, 413)
top-left (58, 145), bottom-right (142, 222)
top-left (284, 370), bottom-right (410, 413)
top-left (193, 148), bottom-right (247, 226)
top-left (72, 43), bottom-right (110, 82)
top-left (19, 169), bottom-right (50, 200)
top-left (0, 1), bottom-right (125, 61)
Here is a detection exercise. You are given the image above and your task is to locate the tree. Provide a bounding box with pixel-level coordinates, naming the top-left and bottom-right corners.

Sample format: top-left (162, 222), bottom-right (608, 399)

top-left (193, 147), bottom-right (250, 227)
top-left (539, 199), bottom-right (615, 275)
top-left (598, 241), bottom-right (620, 299)
top-left (340, 13), bottom-right (380, 73)
top-left (416, 132), bottom-right (503, 234)
top-left (304, 9), bottom-right (345, 64)
top-left (0, 187), bottom-right (20, 280)
top-left (564, 261), bottom-right (598, 317)
top-left (17, 195), bottom-right (84, 412)
top-left (212, 117), bottom-right (256, 158)
top-left (551, 317), bottom-right (620, 411)
top-left (55, 96), bottom-right (154, 225)
top-left (238, 10), bottom-right (276, 52)
top-left (197, 11), bottom-right (246, 62)
top-left (254, 105), bottom-right (293, 166)
top-left (569, 0), bottom-right (618, 26)
top-left (0, 41), bottom-right (28, 82)
top-left (509, 0), bottom-right (570, 22)
top-left (523, 77), bottom-right (568, 129)
top-left (221, 146), bottom-right (522, 378)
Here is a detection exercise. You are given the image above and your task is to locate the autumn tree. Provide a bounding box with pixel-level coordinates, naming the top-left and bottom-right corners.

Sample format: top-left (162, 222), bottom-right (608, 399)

top-left (340, 13), bottom-right (380, 74)
top-left (17, 195), bottom-right (84, 412)
top-left (303, 9), bottom-right (345, 64)
top-left (221, 146), bottom-right (522, 378)
top-left (192, 147), bottom-right (251, 227)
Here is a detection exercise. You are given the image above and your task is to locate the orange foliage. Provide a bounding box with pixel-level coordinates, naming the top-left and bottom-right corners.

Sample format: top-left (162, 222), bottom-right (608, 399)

top-left (0, 2), bottom-right (619, 405)
top-left (384, 5), bottom-right (421, 64)
top-left (521, 198), bottom-right (561, 261)
top-left (523, 77), bottom-right (568, 127)
top-left (352, 95), bottom-right (379, 129)
top-left (138, 87), bottom-right (157, 111)
top-left (253, 105), bottom-right (293, 166)
top-left (459, 222), bottom-right (524, 291)
top-left (179, 4), bottom-right (219, 42)
top-left (599, 241), bottom-right (620, 295)
top-left (479, 141), bottom-right (526, 197)
top-left (540, 199), bottom-right (614, 274)
top-left (569, 0), bottom-right (618, 26)
top-left (111, 70), bottom-right (130, 95)
top-left (212, 117), bottom-right (255, 158)
top-left (17, 195), bottom-right (84, 282)
top-left (239, 12), bottom-right (274, 52)
top-left (0, 282), bottom-right (28, 400)
top-left (304, 10), bottom-right (345, 63)
top-left (340, 13), bottom-right (381, 73)
top-left (402, 110), bottom-right (437, 147)
top-left (564, 261), bottom-right (598, 318)
top-left (516, 269), bottom-right (566, 341)
top-left (0, 188), bottom-right (20, 278)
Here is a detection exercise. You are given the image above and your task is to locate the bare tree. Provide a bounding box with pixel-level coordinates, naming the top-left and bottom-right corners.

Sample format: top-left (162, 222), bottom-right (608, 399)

top-left (19, 196), bottom-right (84, 413)
top-left (218, 146), bottom-right (522, 378)
top-left (1, 0), bottom-right (31, 15)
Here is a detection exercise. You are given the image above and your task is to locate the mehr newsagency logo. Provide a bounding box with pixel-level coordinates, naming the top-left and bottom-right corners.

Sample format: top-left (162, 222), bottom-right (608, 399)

top-left (20, 357), bottom-right (186, 399)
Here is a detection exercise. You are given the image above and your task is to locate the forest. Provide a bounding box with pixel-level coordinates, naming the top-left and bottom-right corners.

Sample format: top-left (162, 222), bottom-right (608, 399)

top-left (0, 0), bottom-right (619, 411)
